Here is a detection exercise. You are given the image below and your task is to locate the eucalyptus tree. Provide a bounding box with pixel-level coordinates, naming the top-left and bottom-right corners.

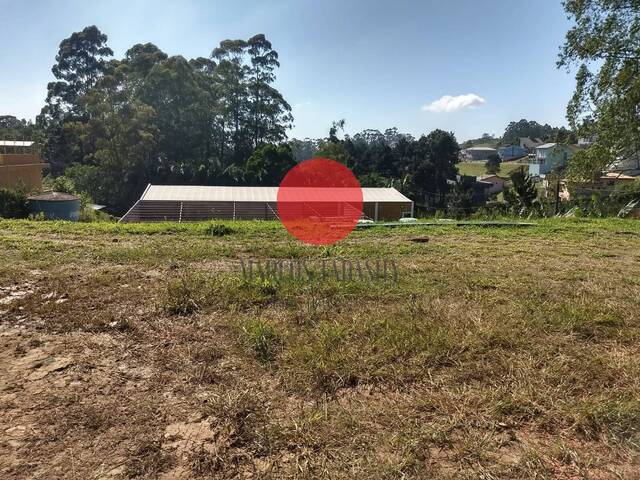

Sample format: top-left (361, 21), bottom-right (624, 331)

top-left (39, 25), bottom-right (113, 173)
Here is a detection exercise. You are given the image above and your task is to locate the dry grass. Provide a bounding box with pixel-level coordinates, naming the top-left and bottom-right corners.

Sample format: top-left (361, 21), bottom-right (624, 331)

top-left (1, 218), bottom-right (639, 478)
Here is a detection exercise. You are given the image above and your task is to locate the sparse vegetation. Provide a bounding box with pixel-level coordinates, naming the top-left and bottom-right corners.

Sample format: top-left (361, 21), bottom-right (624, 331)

top-left (1, 218), bottom-right (640, 478)
top-left (457, 161), bottom-right (526, 178)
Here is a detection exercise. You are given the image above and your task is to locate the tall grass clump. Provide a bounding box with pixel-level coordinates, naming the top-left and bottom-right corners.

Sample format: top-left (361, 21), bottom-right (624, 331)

top-left (202, 222), bottom-right (235, 237)
top-left (164, 273), bottom-right (212, 315)
top-left (239, 318), bottom-right (282, 362)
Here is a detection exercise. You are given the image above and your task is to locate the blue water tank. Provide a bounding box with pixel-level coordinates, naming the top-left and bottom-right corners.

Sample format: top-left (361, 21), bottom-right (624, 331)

top-left (28, 192), bottom-right (81, 221)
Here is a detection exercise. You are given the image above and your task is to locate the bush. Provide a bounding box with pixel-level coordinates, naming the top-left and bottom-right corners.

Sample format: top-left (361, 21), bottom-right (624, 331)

top-left (0, 188), bottom-right (28, 219)
top-left (202, 222), bottom-right (235, 237)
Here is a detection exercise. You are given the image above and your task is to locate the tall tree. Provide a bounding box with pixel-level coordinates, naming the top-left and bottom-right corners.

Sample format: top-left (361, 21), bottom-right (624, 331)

top-left (485, 154), bottom-right (502, 174)
top-left (212, 39), bottom-right (250, 165)
top-left (559, 0), bottom-right (640, 179)
top-left (504, 167), bottom-right (539, 214)
top-left (43, 25), bottom-right (113, 119)
top-left (39, 26), bottom-right (113, 173)
top-left (246, 35), bottom-right (293, 148)
top-left (409, 129), bottom-right (459, 207)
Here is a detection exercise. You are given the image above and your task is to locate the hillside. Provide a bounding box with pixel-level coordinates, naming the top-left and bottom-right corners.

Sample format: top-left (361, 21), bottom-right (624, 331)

top-left (1, 219), bottom-right (640, 479)
top-left (456, 161), bottom-right (528, 178)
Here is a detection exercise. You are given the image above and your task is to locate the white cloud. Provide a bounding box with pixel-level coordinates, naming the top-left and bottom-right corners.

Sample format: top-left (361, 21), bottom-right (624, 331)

top-left (422, 94), bottom-right (486, 113)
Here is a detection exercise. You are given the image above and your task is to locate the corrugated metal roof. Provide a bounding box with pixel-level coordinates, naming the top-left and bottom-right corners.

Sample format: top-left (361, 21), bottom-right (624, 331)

top-left (0, 141), bottom-right (35, 147)
top-left (141, 185), bottom-right (412, 203)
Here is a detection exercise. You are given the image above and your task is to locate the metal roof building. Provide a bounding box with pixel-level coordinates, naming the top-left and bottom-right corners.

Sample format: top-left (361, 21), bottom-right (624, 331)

top-left (462, 147), bottom-right (498, 161)
top-left (120, 185), bottom-right (414, 222)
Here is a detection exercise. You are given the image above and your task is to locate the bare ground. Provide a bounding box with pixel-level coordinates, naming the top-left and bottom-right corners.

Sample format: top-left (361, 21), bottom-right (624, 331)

top-left (1, 219), bottom-right (639, 479)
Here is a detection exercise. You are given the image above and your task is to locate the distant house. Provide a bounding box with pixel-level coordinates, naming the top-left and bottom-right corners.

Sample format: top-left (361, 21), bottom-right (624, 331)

top-left (498, 145), bottom-right (528, 161)
top-left (609, 152), bottom-right (640, 176)
top-left (577, 136), bottom-right (597, 148)
top-left (477, 175), bottom-right (505, 195)
top-left (528, 143), bottom-right (574, 177)
top-left (462, 147), bottom-right (498, 161)
top-left (519, 137), bottom-right (544, 152)
top-left (554, 173), bottom-right (636, 201)
top-left (0, 141), bottom-right (47, 192)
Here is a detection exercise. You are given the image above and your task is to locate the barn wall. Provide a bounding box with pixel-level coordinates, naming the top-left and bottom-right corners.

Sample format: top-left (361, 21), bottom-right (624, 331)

top-left (378, 202), bottom-right (413, 220)
top-left (121, 200), bottom-right (280, 222)
top-left (121, 200), bottom-right (414, 222)
top-left (363, 202), bottom-right (413, 221)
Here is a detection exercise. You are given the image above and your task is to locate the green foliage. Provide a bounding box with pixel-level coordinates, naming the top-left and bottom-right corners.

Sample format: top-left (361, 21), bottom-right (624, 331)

top-left (559, 0), bottom-right (640, 176)
top-left (203, 222), bottom-right (235, 237)
top-left (34, 26), bottom-right (293, 214)
top-left (567, 178), bottom-right (640, 217)
top-left (0, 188), bottom-right (29, 219)
top-left (0, 115), bottom-right (42, 141)
top-left (409, 130), bottom-right (459, 208)
top-left (358, 172), bottom-right (392, 187)
top-left (44, 175), bottom-right (76, 194)
top-left (502, 119), bottom-right (575, 145)
top-left (504, 168), bottom-right (542, 216)
top-left (244, 144), bottom-right (296, 185)
top-left (445, 182), bottom-right (474, 218)
top-left (240, 318), bottom-right (281, 362)
top-left (460, 133), bottom-right (499, 149)
top-left (485, 154), bottom-right (502, 174)
top-left (39, 25), bottom-right (114, 174)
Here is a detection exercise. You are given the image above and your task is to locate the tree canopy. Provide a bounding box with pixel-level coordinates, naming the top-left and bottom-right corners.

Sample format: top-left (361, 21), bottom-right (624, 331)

top-left (1, 25), bottom-right (466, 216)
top-left (559, 0), bottom-right (640, 179)
top-left (30, 26), bottom-right (294, 212)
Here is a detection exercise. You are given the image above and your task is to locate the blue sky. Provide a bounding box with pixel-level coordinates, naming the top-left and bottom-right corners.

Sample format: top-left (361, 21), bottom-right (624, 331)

top-left (0, 0), bottom-right (575, 142)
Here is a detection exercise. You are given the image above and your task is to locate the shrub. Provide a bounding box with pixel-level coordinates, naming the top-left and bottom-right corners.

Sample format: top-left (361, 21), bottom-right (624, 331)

top-left (202, 222), bottom-right (235, 237)
top-left (0, 188), bottom-right (28, 219)
top-left (240, 318), bottom-right (281, 362)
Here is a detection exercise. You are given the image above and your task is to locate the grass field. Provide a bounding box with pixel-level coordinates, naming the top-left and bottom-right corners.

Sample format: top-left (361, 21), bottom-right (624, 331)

top-left (457, 161), bottom-right (528, 178)
top-left (1, 218), bottom-right (640, 479)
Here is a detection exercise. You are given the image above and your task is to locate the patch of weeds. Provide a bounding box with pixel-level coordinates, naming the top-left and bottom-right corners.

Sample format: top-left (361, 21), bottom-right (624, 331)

top-left (550, 306), bottom-right (625, 340)
top-left (318, 244), bottom-right (345, 257)
top-left (283, 308), bottom-right (461, 392)
top-left (82, 405), bottom-right (112, 431)
top-left (572, 398), bottom-right (640, 441)
top-left (253, 277), bottom-right (278, 296)
top-left (164, 273), bottom-right (211, 315)
top-left (493, 392), bottom-right (544, 421)
top-left (190, 364), bottom-right (220, 384)
top-left (204, 390), bottom-right (273, 453)
top-left (202, 222), bottom-right (235, 237)
top-left (240, 318), bottom-right (282, 362)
